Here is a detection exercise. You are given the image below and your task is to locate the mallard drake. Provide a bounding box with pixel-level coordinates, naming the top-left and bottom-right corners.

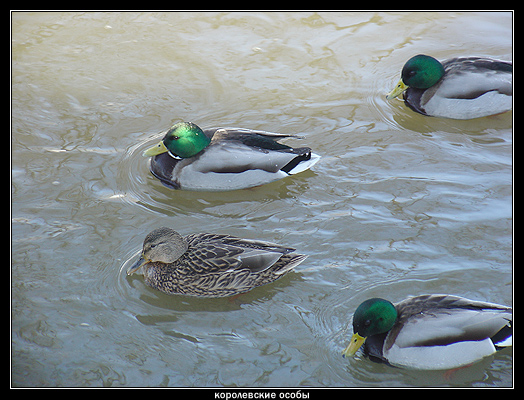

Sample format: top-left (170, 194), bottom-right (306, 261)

top-left (342, 294), bottom-right (512, 370)
top-left (386, 54), bottom-right (512, 119)
top-left (143, 122), bottom-right (321, 191)
top-left (127, 227), bottom-right (307, 298)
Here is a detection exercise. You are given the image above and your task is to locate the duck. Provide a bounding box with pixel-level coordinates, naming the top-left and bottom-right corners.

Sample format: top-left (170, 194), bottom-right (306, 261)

top-left (386, 54), bottom-right (512, 119)
top-left (127, 227), bottom-right (308, 298)
top-left (342, 294), bottom-right (512, 370)
top-left (142, 122), bottom-right (321, 191)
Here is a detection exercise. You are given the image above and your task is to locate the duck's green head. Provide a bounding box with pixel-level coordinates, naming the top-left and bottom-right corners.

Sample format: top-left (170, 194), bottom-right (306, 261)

top-left (342, 298), bottom-right (397, 358)
top-left (386, 54), bottom-right (445, 100)
top-left (143, 122), bottom-right (211, 158)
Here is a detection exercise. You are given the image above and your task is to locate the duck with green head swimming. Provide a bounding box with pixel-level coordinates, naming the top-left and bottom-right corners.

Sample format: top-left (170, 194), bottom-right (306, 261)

top-left (342, 295), bottom-right (512, 370)
top-left (386, 54), bottom-right (512, 119)
top-left (143, 122), bottom-right (320, 191)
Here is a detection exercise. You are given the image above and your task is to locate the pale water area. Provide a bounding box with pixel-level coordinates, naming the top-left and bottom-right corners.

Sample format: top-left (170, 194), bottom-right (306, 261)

top-left (11, 12), bottom-right (512, 387)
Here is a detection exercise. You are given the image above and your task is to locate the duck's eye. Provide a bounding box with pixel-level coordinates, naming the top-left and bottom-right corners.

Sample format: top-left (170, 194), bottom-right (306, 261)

top-left (364, 319), bottom-right (371, 327)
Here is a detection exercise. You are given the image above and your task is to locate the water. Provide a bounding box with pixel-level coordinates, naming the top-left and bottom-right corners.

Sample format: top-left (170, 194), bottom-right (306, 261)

top-left (12, 12), bottom-right (512, 387)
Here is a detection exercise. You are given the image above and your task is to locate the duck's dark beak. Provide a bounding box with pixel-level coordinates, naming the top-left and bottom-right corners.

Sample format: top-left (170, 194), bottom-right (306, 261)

top-left (127, 255), bottom-right (148, 275)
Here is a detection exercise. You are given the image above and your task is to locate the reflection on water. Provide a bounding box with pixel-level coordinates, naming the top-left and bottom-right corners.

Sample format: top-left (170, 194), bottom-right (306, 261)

top-left (12, 12), bottom-right (512, 387)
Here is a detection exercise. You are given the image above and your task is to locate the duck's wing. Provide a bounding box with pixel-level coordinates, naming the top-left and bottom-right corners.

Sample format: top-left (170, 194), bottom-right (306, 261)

top-left (205, 127), bottom-right (300, 144)
top-left (184, 128), bottom-right (320, 182)
top-left (409, 57), bottom-right (513, 119)
top-left (436, 57), bottom-right (512, 99)
top-left (383, 294), bottom-right (512, 369)
top-left (191, 140), bottom-right (312, 174)
top-left (390, 294), bottom-right (512, 347)
top-left (182, 233), bottom-right (299, 274)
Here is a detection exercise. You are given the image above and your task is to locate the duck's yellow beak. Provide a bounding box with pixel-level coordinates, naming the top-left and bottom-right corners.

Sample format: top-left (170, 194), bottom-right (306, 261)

top-left (386, 79), bottom-right (409, 100)
top-left (143, 141), bottom-right (168, 157)
top-left (127, 255), bottom-right (148, 275)
top-left (342, 333), bottom-right (366, 358)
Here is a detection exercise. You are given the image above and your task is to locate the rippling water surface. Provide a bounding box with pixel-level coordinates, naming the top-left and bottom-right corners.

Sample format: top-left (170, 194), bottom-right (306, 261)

top-left (12, 12), bottom-right (512, 387)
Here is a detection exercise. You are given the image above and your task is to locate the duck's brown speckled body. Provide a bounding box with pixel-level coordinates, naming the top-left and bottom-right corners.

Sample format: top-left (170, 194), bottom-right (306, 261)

top-left (128, 227), bottom-right (307, 298)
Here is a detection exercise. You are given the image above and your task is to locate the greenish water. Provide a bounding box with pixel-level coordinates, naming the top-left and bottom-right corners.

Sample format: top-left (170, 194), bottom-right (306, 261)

top-left (12, 11), bottom-right (512, 387)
